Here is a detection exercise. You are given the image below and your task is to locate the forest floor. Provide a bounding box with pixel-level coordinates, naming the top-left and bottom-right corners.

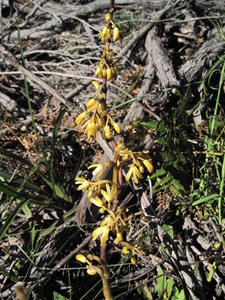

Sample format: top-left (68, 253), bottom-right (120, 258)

top-left (0, 1), bottom-right (225, 299)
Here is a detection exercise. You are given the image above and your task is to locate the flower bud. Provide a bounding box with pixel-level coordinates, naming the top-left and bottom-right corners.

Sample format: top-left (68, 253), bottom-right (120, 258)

top-left (106, 68), bottom-right (112, 81)
top-left (113, 27), bottom-right (120, 42)
top-left (113, 122), bottom-right (120, 134)
top-left (76, 254), bottom-right (87, 263)
top-left (104, 125), bottom-right (111, 139)
top-left (105, 13), bottom-right (111, 22)
top-left (87, 266), bottom-right (97, 276)
top-left (75, 111), bottom-right (87, 125)
top-left (85, 98), bottom-right (95, 108)
top-left (131, 256), bottom-right (136, 265)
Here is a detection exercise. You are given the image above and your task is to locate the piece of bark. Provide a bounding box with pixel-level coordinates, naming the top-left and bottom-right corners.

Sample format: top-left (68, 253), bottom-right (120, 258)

top-left (194, 0), bottom-right (225, 12)
top-left (148, 27), bottom-right (180, 87)
top-left (0, 91), bottom-right (17, 111)
top-left (117, 0), bottom-right (181, 61)
top-left (179, 27), bottom-right (225, 82)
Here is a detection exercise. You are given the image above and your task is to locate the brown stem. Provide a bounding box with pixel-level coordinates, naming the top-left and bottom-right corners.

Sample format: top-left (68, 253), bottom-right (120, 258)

top-left (110, 0), bottom-right (115, 14)
top-left (100, 243), bottom-right (107, 262)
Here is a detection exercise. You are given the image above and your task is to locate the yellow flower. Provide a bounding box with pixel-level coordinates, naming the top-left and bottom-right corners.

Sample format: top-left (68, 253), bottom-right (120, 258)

top-left (103, 124), bottom-right (111, 139)
top-left (75, 111), bottom-right (87, 126)
top-left (100, 214), bottom-right (115, 228)
top-left (99, 26), bottom-right (111, 43)
top-left (76, 254), bottom-right (87, 263)
top-left (114, 232), bottom-right (123, 244)
top-left (89, 196), bottom-right (104, 208)
top-left (92, 225), bottom-right (109, 245)
top-left (88, 162), bottom-right (110, 179)
top-left (75, 177), bottom-right (90, 191)
top-left (85, 122), bottom-right (98, 140)
top-left (85, 98), bottom-right (95, 109)
top-left (99, 207), bottom-right (106, 214)
top-left (95, 66), bottom-right (103, 78)
top-left (101, 183), bottom-right (117, 203)
top-left (122, 246), bottom-right (130, 255)
top-left (139, 166), bottom-right (144, 174)
top-left (105, 13), bottom-right (111, 22)
top-left (112, 122), bottom-right (120, 134)
top-left (106, 68), bottom-right (112, 81)
top-left (92, 80), bottom-right (101, 91)
top-left (125, 164), bottom-right (143, 184)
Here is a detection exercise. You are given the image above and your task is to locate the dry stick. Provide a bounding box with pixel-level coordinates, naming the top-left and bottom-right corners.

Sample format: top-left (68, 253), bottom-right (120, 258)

top-left (116, 0), bottom-right (180, 61)
top-left (27, 235), bottom-right (92, 296)
top-left (0, 44), bottom-right (70, 110)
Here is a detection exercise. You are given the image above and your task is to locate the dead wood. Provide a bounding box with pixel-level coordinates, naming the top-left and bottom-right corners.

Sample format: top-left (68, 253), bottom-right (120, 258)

top-left (0, 44), bottom-right (70, 109)
top-left (179, 27), bottom-right (225, 82)
top-left (148, 27), bottom-right (180, 87)
top-left (194, 0), bottom-right (225, 12)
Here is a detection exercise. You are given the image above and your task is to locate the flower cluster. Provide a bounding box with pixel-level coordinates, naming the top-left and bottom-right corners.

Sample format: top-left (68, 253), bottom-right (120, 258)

top-left (114, 140), bottom-right (154, 184)
top-left (75, 81), bottom-right (120, 140)
top-left (95, 49), bottom-right (118, 81)
top-left (99, 13), bottom-right (120, 44)
top-left (75, 12), bottom-right (121, 141)
top-left (75, 142), bottom-right (153, 256)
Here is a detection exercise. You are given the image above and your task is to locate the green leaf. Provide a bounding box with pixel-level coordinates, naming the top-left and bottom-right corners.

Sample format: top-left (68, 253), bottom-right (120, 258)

top-left (53, 291), bottom-right (69, 300)
top-left (156, 267), bottom-right (166, 296)
top-left (22, 204), bottom-right (32, 218)
top-left (0, 181), bottom-right (26, 200)
top-left (31, 224), bottom-right (36, 251)
top-left (0, 148), bottom-right (52, 188)
top-left (40, 221), bottom-right (58, 238)
top-left (136, 282), bottom-right (142, 295)
top-left (150, 168), bottom-right (166, 179)
top-left (167, 277), bottom-right (174, 298)
top-left (162, 224), bottom-right (174, 239)
top-left (54, 183), bottom-right (72, 202)
top-left (207, 262), bottom-right (216, 282)
top-left (192, 194), bottom-right (219, 206)
top-left (153, 175), bottom-right (172, 190)
top-left (169, 184), bottom-right (180, 196)
top-left (176, 289), bottom-right (185, 300)
top-left (50, 109), bottom-right (65, 174)
top-left (171, 179), bottom-right (185, 192)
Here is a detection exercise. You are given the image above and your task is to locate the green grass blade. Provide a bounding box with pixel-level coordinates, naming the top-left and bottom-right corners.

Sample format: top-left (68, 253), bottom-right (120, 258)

top-left (218, 153), bottom-right (225, 224)
top-left (0, 198), bottom-right (28, 241)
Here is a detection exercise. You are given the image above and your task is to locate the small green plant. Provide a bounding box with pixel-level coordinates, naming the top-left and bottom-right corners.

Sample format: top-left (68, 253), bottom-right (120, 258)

top-left (142, 90), bottom-right (193, 197)
top-left (155, 267), bottom-right (186, 300)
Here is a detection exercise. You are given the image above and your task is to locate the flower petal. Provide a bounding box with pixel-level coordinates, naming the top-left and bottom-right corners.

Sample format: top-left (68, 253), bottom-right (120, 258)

top-left (90, 197), bottom-right (103, 208)
top-left (143, 160), bottom-right (153, 173)
top-left (125, 166), bottom-right (133, 182)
